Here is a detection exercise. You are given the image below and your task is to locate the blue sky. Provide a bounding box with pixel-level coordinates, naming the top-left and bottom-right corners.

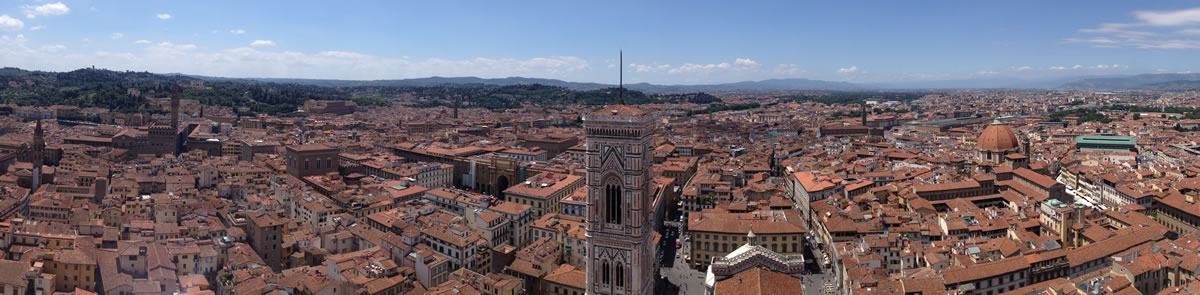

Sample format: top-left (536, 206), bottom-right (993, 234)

top-left (0, 0), bottom-right (1198, 84)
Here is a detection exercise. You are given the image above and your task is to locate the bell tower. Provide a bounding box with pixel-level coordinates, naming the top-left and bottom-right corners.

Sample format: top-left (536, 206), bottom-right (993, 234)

top-left (170, 85), bottom-right (180, 130)
top-left (585, 51), bottom-right (656, 295)
top-left (31, 120), bottom-right (44, 192)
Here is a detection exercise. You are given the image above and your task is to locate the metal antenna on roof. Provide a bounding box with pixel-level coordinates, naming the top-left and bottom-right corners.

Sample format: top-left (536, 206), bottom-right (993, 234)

top-left (618, 50), bottom-right (624, 105)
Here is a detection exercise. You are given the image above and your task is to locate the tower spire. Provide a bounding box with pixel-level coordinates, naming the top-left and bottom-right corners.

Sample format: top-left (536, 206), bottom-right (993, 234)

top-left (618, 50), bottom-right (624, 105)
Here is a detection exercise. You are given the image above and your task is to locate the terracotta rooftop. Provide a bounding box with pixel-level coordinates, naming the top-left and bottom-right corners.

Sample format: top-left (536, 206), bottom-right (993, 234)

top-left (589, 104), bottom-right (647, 117)
top-left (712, 267), bottom-right (804, 295)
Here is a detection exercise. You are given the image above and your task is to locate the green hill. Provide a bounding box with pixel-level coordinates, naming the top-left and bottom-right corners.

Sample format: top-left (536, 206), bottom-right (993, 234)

top-left (0, 67), bottom-right (702, 115)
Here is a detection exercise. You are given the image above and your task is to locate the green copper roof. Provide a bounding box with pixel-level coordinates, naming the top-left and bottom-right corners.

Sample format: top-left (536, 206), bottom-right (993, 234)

top-left (1074, 135), bottom-right (1136, 146)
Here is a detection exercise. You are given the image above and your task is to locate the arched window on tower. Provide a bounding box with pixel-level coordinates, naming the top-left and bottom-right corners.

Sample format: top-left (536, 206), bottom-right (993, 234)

top-left (604, 176), bottom-right (623, 225)
top-left (602, 261), bottom-right (610, 285)
top-left (615, 263), bottom-right (625, 287)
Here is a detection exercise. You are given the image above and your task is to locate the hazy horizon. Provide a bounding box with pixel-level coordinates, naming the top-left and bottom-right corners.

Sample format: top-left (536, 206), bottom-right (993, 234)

top-left (2, 1), bottom-right (1200, 85)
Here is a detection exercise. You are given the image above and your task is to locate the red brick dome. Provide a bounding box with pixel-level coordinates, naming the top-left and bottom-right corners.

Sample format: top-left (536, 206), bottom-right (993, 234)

top-left (977, 122), bottom-right (1019, 152)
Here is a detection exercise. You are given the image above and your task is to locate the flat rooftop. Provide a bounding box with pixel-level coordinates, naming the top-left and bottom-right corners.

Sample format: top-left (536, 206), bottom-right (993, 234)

top-left (1074, 135), bottom-right (1136, 145)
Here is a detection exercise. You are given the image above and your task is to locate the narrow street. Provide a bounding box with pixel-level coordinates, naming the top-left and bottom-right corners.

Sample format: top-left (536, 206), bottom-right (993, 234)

top-left (660, 242), bottom-right (707, 295)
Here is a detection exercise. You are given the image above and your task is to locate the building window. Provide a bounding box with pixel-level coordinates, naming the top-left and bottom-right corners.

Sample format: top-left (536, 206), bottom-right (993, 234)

top-left (602, 261), bottom-right (610, 285)
top-left (615, 263), bottom-right (625, 287)
top-left (604, 176), bottom-right (623, 225)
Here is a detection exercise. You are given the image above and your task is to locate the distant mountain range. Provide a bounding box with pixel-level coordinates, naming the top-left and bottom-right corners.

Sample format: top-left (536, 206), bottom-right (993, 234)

top-left (1060, 73), bottom-right (1200, 90)
top-left (42, 67), bottom-right (1200, 92)
top-left (869, 76), bottom-right (1103, 89)
top-left (227, 74), bottom-right (1200, 92)
top-left (194, 76), bottom-right (865, 93)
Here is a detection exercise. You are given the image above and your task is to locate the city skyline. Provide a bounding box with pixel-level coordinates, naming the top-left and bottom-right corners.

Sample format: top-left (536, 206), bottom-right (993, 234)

top-left (1, 1), bottom-right (1200, 84)
top-left (6, 1), bottom-right (1200, 294)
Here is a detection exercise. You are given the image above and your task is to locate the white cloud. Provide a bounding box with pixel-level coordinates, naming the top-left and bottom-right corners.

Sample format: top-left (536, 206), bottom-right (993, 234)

top-left (1046, 64), bottom-right (1119, 71)
top-left (1014, 65), bottom-right (1032, 71)
top-left (30, 25), bottom-right (45, 31)
top-left (628, 58), bottom-right (768, 76)
top-left (1063, 37), bottom-right (1117, 44)
top-left (1133, 8), bottom-right (1200, 26)
top-left (154, 41), bottom-right (196, 50)
top-left (660, 58), bottom-right (760, 74)
top-left (231, 29), bottom-right (246, 35)
top-left (0, 15), bottom-right (24, 31)
top-left (1069, 8), bottom-right (1200, 50)
top-left (111, 33), bottom-right (124, 40)
top-left (1131, 40), bottom-right (1200, 49)
top-left (975, 71), bottom-right (999, 76)
top-left (609, 59), bottom-right (810, 82)
top-left (1088, 64), bottom-right (1126, 70)
top-left (22, 2), bottom-right (70, 19)
top-left (134, 40), bottom-right (151, 44)
top-left (156, 13), bottom-right (172, 20)
top-left (250, 40), bottom-right (276, 47)
top-left (837, 65), bottom-right (858, 73)
top-left (671, 63), bottom-right (730, 73)
top-left (320, 50), bottom-right (369, 59)
top-left (40, 44), bottom-right (65, 52)
top-left (629, 63), bottom-right (671, 73)
top-left (773, 64), bottom-right (804, 75)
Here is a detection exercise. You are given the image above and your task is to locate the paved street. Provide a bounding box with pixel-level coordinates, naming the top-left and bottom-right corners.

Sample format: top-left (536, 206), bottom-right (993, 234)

top-left (802, 268), bottom-right (838, 294)
top-left (660, 238), bottom-right (707, 295)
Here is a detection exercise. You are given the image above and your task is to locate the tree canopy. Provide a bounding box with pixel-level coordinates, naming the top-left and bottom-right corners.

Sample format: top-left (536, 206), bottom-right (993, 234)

top-left (0, 67), bottom-right (722, 115)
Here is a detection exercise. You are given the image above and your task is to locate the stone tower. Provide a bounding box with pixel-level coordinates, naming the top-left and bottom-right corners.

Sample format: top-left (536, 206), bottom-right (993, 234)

top-left (170, 85), bottom-right (180, 130)
top-left (31, 120), bottom-right (44, 191)
top-left (584, 51), bottom-right (656, 295)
